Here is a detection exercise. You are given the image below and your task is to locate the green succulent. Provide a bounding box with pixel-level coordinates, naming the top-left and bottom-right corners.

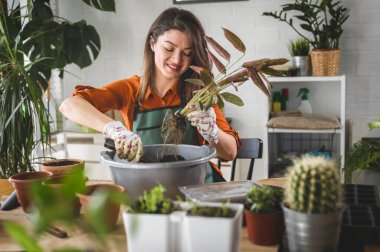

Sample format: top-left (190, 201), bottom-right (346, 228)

top-left (285, 156), bottom-right (342, 214)
top-left (246, 185), bottom-right (283, 213)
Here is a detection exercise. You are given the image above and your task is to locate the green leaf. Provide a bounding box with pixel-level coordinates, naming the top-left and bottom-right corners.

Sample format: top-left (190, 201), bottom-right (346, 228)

top-left (222, 28), bottom-right (246, 53)
top-left (82, 0), bottom-right (116, 12)
top-left (4, 222), bottom-right (43, 252)
top-left (261, 66), bottom-right (286, 77)
top-left (204, 36), bottom-right (230, 61)
top-left (264, 58), bottom-right (289, 66)
top-left (217, 95), bottom-right (225, 109)
top-left (220, 92), bottom-right (244, 106)
top-left (206, 49), bottom-right (226, 74)
top-left (185, 78), bottom-right (204, 87)
top-left (200, 69), bottom-right (214, 86)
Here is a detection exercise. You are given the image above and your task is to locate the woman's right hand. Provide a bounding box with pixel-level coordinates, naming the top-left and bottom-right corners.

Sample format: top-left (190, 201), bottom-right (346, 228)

top-left (103, 121), bottom-right (143, 162)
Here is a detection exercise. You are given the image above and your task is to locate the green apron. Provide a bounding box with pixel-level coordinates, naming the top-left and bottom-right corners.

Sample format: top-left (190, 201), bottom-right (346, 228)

top-left (132, 85), bottom-right (224, 183)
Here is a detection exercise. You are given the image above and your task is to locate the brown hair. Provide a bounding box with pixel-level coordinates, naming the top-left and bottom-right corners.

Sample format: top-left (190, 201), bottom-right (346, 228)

top-left (139, 7), bottom-right (211, 102)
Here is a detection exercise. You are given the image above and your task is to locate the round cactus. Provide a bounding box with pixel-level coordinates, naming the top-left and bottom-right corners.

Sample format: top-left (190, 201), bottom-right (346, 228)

top-left (284, 156), bottom-right (343, 214)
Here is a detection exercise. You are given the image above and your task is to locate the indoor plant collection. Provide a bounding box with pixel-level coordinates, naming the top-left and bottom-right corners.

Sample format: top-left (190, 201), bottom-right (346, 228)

top-left (0, 0), bottom-right (115, 178)
top-left (263, 0), bottom-right (350, 76)
top-left (283, 155), bottom-right (343, 251)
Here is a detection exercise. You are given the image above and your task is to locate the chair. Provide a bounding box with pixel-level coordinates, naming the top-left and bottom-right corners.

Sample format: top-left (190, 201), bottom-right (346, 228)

top-left (218, 138), bottom-right (263, 181)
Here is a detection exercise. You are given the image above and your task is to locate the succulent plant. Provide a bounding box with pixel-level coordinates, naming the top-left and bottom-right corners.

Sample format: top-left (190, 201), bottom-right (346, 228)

top-left (284, 156), bottom-right (343, 214)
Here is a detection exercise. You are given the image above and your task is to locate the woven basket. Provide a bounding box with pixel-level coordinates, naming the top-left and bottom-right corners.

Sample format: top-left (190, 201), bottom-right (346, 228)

top-left (310, 49), bottom-right (341, 76)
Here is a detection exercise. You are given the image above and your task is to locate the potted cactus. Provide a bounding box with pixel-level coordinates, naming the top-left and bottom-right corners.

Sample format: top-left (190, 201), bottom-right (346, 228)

top-left (283, 156), bottom-right (343, 252)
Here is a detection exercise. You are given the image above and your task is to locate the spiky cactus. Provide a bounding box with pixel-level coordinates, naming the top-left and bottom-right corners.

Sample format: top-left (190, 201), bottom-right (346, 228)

top-left (285, 156), bottom-right (343, 214)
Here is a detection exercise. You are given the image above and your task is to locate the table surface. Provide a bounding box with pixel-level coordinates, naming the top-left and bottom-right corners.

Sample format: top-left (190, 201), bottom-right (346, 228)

top-left (1, 178), bottom-right (286, 252)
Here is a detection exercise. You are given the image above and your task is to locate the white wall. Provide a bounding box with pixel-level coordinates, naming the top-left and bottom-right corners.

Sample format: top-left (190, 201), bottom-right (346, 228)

top-left (57, 0), bottom-right (380, 179)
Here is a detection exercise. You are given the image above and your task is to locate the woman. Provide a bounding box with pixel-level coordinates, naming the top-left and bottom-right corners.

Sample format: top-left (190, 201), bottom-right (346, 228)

top-left (60, 7), bottom-right (240, 183)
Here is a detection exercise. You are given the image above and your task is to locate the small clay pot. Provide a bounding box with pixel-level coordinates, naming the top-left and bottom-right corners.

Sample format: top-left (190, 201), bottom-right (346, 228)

top-left (40, 159), bottom-right (85, 176)
top-left (244, 208), bottom-right (284, 246)
top-left (8, 171), bottom-right (53, 213)
top-left (77, 183), bottom-right (125, 231)
top-left (42, 175), bottom-right (89, 217)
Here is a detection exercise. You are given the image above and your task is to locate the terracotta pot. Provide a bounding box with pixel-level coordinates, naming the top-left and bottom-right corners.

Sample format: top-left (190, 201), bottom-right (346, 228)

top-left (244, 208), bottom-right (284, 246)
top-left (40, 159), bottom-right (85, 176)
top-left (77, 183), bottom-right (124, 231)
top-left (42, 175), bottom-right (88, 217)
top-left (8, 171), bottom-right (52, 212)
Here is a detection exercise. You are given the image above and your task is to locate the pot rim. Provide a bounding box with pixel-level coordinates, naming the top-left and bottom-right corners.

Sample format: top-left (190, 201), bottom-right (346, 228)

top-left (41, 158), bottom-right (84, 167)
top-left (9, 171), bottom-right (52, 182)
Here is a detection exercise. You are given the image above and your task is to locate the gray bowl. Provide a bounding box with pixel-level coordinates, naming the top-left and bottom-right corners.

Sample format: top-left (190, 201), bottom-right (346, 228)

top-left (100, 144), bottom-right (216, 200)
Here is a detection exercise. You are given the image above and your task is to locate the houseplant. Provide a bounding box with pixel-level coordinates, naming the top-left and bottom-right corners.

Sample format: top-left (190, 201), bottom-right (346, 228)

top-left (288, 38), bottom-right (310, 76)
top-left (263, 0), bottom-right (350, 76)
top-left (244, 185), bottom-right (284, 245)
top-left (161, 28), bottom-right (288, 143)
top-left (344, 119), bottom-right (380, 189)
top-left (283, 155), bottom-right (343, 251)
top-left (0, 0), bottom-right (115, 178)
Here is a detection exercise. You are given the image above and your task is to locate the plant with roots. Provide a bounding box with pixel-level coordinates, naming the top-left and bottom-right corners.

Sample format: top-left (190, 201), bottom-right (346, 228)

top-left (161, 28), bottom-right (288, 144)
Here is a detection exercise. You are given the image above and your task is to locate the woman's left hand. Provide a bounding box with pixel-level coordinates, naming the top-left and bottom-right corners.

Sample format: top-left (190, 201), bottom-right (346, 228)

top-left (186, 105), bottom-right (219, 144)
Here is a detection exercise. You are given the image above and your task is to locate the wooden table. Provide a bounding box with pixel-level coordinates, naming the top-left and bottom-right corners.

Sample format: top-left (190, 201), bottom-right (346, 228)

top-left (0, 179), bottom-right (286, 252)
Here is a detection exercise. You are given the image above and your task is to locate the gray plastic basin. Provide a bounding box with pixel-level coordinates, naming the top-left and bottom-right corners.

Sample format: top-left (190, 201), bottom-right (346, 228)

top-left (101, 144), bottom-right (216, 200)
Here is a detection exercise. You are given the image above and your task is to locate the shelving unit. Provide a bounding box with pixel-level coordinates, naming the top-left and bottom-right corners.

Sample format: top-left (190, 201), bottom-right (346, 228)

top-left (265, 75), bottom-right (346, 177)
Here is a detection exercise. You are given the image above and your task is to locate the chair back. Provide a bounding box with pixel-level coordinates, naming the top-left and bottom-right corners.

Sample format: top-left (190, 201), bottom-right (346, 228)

top-left (218, 138), bottom-right (263, 181)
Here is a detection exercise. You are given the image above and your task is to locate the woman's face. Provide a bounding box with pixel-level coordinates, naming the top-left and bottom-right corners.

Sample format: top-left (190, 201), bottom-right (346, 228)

top-left (151, 29), bottom-right (193, 82)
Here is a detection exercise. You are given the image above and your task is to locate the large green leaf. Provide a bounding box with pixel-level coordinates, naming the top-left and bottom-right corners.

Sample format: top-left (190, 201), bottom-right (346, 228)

top-left (220, 92), bottom-right (244, 106)
top-left (82, 0), bottom-right (116, 12)
top-left (222, 28), bottom-right (246, 53)
top-left (31, 0), bottom-right (53, 20)
top-left (63, 21), bottom-right (101, 68)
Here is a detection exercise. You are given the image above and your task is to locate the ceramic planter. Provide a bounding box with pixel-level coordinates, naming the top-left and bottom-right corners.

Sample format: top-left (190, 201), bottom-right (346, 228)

top-left (181, 202), bottom-right (243, 252)
top-left (8, 171), bottom-right (52, 212)
top-left (40, 158), bottom-right (84, 176)
top-left (123, 211), bottom-right (182, 252)
top-left (122, 201), bottom-right (243, 252)
top-left (282, 205), bottom-right (343, 252)
top-left (77, 183), bottom-right (124, 231)
top-left (244, 209), bottom-right (284, 245)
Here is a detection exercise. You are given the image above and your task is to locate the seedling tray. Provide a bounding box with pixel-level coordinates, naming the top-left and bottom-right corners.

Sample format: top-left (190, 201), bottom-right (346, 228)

top-left (343, 184), bottom-right (380, 206)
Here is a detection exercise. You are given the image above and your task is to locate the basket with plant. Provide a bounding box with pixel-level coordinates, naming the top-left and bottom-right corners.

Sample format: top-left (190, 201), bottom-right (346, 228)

top-left (263, 0), bottom-right (350, 76)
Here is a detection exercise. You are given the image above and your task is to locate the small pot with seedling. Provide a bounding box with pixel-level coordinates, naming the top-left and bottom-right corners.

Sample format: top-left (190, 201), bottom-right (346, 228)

top-left (244, 185), bottom-right (284, 245)
top-left (122, 184), bottom-right (180, 252)
top-left (181, 201), bottom-right (243, 252)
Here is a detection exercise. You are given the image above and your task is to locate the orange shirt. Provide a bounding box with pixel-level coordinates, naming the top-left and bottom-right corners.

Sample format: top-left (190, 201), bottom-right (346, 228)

top-left (73, 75), bottom-right (240, 148)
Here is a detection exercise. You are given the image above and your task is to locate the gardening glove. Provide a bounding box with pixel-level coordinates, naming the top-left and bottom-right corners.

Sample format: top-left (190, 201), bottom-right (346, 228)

top-left (186, 104), bottom-right (219, 144)
top-left (103, 121), bottom-right (143, 162)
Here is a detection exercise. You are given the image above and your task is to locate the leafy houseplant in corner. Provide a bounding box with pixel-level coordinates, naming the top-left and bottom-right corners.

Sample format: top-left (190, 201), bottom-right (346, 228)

top-left (244, 185), bottom-right (284, 245)
top-left (263, 0), bottom-right (350, 76)
top-left (283, 156), bottom-right (343, 251)
top-left (288, 38), bottom-right (310, 76)
top-left (0, 0), bottom-right (115, 179)
top-left (344, 119), bottom-right (380, 190)
top-left (122, 184), bottom-right (180, 252)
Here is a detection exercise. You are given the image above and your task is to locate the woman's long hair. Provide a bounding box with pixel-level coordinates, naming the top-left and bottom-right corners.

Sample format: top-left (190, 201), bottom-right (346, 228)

top-left (139, 7), bottom-right (211, 103)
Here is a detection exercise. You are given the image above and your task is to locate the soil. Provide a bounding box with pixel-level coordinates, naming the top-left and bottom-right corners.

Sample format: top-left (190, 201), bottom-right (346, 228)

top-left (139, 154), bottom-right (186, 163)
top-left (44, 160), bottom-right (80, 166)
top-left (187, 206), bottom-right (236, 218)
